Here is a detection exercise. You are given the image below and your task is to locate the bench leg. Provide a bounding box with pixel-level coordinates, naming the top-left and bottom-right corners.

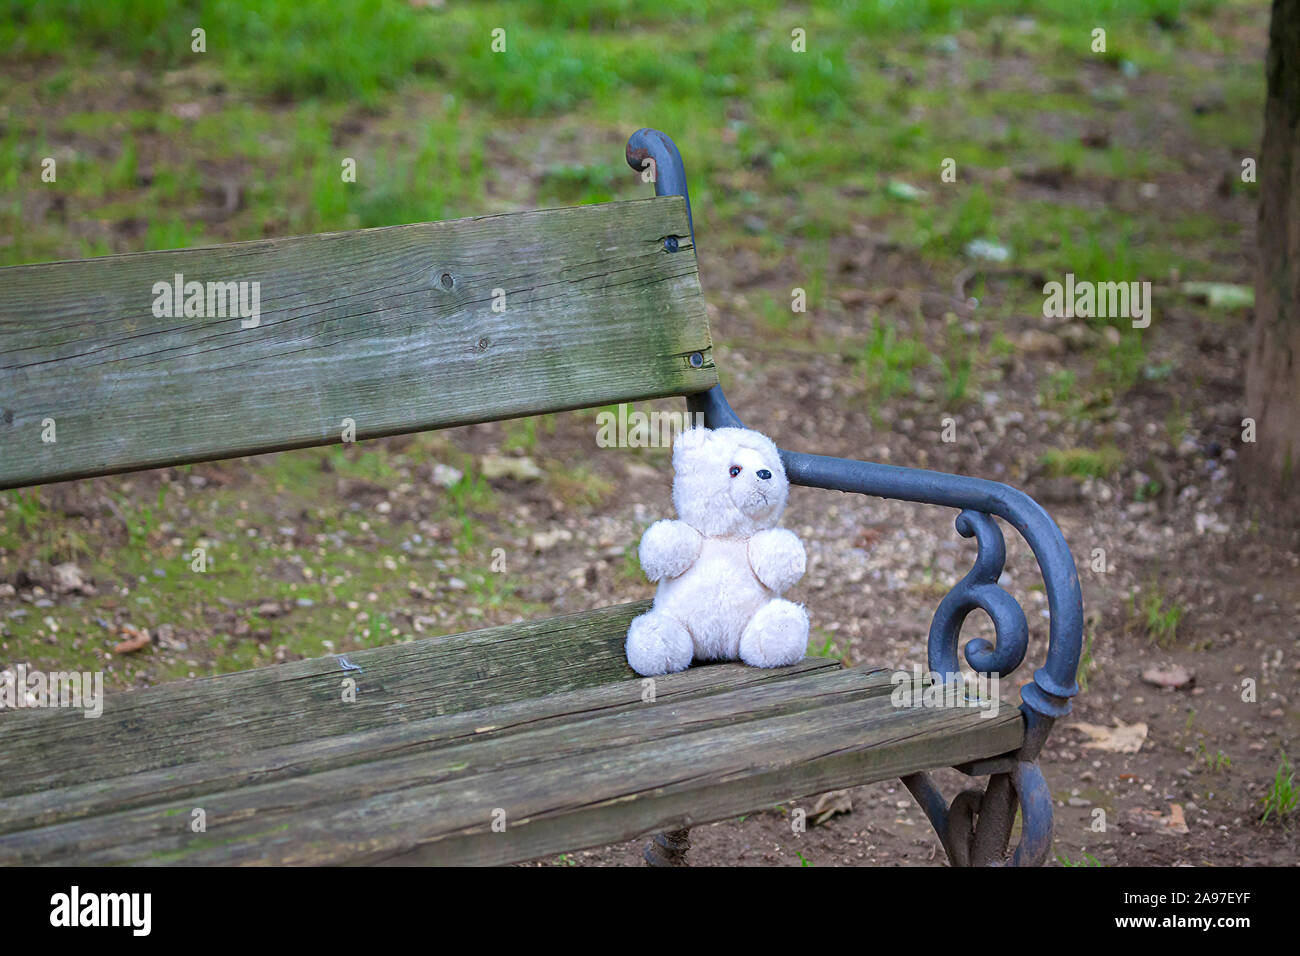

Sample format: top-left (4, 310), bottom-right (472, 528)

top-left (903, 700), bottom-right (1061, 866)
top-left (643, 827), bottom-right (692, 866)
top-left (903, 762), bottom-right (1053, 867)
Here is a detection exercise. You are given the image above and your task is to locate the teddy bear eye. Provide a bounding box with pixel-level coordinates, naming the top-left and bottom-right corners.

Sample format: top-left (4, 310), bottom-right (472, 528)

top-left (728, 465), bottom-right (742, 477)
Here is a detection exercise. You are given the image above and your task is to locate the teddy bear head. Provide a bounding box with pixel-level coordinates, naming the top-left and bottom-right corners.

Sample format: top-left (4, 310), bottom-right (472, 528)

top-left (671, 427), bottom-right (790, 537)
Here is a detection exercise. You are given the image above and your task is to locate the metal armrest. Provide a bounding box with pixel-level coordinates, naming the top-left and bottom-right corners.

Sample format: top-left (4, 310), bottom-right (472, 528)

top-left (689, 384), bottom-right (1083, 735)
top-left (693, 383), bottom-right (1080, 866)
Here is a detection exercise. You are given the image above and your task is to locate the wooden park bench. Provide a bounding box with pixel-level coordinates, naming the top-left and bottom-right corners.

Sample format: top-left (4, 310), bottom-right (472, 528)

top-left (0, 129), bottom-right (1083, 866)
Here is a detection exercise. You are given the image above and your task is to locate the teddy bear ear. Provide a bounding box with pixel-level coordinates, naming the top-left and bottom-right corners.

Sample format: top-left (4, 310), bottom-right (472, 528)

top-left (672, 426), bottom-right (712, 457)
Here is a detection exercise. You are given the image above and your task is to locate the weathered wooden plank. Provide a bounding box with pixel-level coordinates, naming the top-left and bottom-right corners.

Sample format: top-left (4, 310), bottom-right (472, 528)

top-left (412, 700), bottom-right (1022, 868)
top-left (0, 652), bottom-right (841, 834)
top-left (0, 666), bottom-right (1021, 865)
top-left (0, 196), bottom-right (715, 489)
top-left (0, 601), bottom-right (660, 796)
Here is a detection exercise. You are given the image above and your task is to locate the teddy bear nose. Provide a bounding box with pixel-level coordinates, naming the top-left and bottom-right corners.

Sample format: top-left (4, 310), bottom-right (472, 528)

top-left (757, 469), bottom-right (772, 480)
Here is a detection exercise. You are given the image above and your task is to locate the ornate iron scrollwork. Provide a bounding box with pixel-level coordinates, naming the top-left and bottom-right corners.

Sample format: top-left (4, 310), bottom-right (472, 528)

top-left (928, 509), bottom-right (1029, 681)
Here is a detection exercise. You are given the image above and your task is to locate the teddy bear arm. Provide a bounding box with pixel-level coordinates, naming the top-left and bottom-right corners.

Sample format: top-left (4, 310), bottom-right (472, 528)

top-left (748, 528), bottom-right (806, 593)
top-left (639, 519), bottom-right (703, 582)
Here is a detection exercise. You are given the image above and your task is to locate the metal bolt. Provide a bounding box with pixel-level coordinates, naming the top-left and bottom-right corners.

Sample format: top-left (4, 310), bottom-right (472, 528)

top-left (663, 236), bottom-right (679, 253)
top-left (688, 352), bottom-right (703, 368)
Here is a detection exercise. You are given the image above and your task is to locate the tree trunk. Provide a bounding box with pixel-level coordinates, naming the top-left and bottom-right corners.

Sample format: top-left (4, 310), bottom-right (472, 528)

top-left (1245, 0), bottom-right (1300, 500)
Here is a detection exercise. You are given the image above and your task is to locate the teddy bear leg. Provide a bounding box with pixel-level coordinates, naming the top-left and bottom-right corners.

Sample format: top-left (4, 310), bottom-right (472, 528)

top-left (738, 598), bottom-right (809, 668)
top-left (626, 610), bottom-right (695, 676)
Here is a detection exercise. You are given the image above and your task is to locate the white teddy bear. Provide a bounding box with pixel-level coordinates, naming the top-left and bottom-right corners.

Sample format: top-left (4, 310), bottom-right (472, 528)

top-left (625, 426), bottom-right (809, 676)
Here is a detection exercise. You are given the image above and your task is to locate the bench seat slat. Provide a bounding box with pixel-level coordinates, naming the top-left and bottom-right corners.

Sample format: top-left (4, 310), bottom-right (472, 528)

top-left (0, 195), bottom-right (714, 489)
top-left (0, 601), bottom-right (671, 797)
top-left (0, 658), bottom-right (1021, 865)
top-left (0, 651), bottom-right (837, 835)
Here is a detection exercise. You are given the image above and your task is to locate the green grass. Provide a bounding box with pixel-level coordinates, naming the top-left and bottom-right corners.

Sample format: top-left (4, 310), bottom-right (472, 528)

top-left (1041, 446), bottom-right (1123, 480)
top-left (1259, 754), bottom-right (1298, 826)
top-left (810, 630), bottom-right (849, 664)
top-left (1, 0), bottom-right (446, 104)
top-left (1127, 579), bottom-right (1186, 647)
top-left (502, 416), bottom-right (554, 456)
top-left (1, 2), bottom-right (1263, 241)
top-left (3, 490), bottom-right (45, 536)
top-left (1096, 330), bottom-right (1151, 395)
top-left (546, 463), bottom-right (616, 511)
top-left (443, 471), bottom-right (494, 558)
top-left (1076, 627), bottom-right (1096, 692)
top-left (611, 545), bottom-right (641, 585)
top-left (938, 320), bottom-right (976, 406)
top-left (1057, 851), bottom-right (1105, 867)
top-left (1197, 741), bottom-right (1232, 773)
top-left (1040, 368), bottom-right (1083, 416)
top-left (861, 317), bottom-right (931, 409)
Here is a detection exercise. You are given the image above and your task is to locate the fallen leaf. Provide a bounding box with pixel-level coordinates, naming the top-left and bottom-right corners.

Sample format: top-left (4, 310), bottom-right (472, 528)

top-left (854, 527), bottom-right (883, 549)
top-left (809, 790), bottom-right (853, 827)
top-left (1126, 803), bottom-right (1189, 835)
top-left (1127, 807), bottom-right (1164, 828)
top-left (113, 624), bottom-right (151, 654)
top-left (1141, 664), bottom-right (1194, 690)
top-left (1069, 720), bottom-right (1148, 754)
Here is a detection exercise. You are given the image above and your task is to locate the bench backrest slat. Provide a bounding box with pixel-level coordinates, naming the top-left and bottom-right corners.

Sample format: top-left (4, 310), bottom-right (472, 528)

top-left (0, 195), bottom-right (713, 489)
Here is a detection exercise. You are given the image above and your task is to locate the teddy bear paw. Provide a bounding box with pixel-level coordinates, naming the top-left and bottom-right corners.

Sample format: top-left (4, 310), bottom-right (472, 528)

top-left (739, 599), bottom-right (809, 668)
top-left (626, 611), bottom-right (694, 676)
